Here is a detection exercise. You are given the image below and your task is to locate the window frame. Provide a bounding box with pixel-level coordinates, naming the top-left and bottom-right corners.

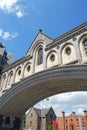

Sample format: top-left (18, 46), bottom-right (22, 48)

top-left (38, 47), bottom-right (43, 65)
top-left (83, 40), bottom-right (87, 56)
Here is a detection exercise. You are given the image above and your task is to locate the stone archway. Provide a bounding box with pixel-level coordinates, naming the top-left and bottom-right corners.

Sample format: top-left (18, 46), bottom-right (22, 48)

top-left (0, 65), bottom-right (87, 116)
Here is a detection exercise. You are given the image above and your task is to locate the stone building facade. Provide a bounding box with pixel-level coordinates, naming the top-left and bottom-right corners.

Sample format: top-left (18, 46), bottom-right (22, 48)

top-left (0, 22), bottom-right (87, 97)
top-left (0, 22), bottom-right (87, 129)
top-left (26, 107), bottom-right (56, 130)
top-left (56, 110), bottom-right (87, 130)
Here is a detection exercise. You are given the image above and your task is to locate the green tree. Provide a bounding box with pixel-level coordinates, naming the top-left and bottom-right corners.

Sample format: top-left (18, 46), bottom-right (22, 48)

top-left (46, 123), bottom-right (52, 130)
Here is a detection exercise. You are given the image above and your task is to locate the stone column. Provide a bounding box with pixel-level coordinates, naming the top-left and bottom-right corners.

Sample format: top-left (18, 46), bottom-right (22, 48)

top-left (58, 46), bottom-right (62, 66)
top-left (12, 68), bottom-right (16, 84)
top-left (43, 50), bottom-right (47, 69)
top-left (31, 56), bottom-right (35, 74)
top-left (74, 38), bottom-right (81, 63)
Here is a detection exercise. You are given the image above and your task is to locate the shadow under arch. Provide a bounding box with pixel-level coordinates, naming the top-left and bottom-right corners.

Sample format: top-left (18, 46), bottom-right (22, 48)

top-left (0, 64), bottom-right (87, 116)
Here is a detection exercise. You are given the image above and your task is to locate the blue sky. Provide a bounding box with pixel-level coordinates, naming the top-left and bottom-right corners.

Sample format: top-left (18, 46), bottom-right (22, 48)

top-left (0, 0), bottom-right (87, 60)
top-left (0, 0), bottom-right (87, 116)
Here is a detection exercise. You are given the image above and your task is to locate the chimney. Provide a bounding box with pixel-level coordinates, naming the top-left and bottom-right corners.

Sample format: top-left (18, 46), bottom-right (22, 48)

top-left (72, 111), bottom-right (75, 116)
top-left (83, 110), bottom-right (87, 116)
top-left (62, 111), bottom-right (65, 117)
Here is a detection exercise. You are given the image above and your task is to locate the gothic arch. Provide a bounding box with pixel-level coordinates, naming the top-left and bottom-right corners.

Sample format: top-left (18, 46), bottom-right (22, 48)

top-left (31, 40), bottom-right (44, 56)
top-left (5, 116), bottom-right (10, 124)
top-left (24, 62), bottom-right (31, 78)
top-left (34, 44), bottom-right (44, 73)
top-left (78, 33), bottom-right (87, 44)
top-left (79, 34), bottom-right (87, 61)
top-left (35, 45), bottom-right (43, 65)
top-left (61, 43), bottom-right (76, 64)
top-left (1, 73), bottom-right (7, 90)
top-left (15, 66), bottom-right (22, 83)
top-left (46, 50), bottom-right (58, 68)
top-left (7, 70), bottom-right (14, 88)
top-left (0, 65), bottom-right (87, 116)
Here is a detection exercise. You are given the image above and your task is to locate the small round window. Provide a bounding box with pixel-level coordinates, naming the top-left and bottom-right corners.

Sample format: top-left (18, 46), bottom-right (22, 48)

top-left (65, 47), bottom-right (71, 55)
top-left (50, 54), bottom-right (55, 62)
top-left (27, 65), bottom-right (30, 72)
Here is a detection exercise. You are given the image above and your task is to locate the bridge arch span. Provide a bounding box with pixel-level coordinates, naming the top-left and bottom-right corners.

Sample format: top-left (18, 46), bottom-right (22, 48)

top-left (0, 65), bottom-right (87, 116)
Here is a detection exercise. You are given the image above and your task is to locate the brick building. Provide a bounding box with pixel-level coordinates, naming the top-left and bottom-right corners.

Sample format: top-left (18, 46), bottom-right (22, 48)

top-left (56, 110), bottom-right (87, 130)
top-left (26, 107), bottom-right (56, 130)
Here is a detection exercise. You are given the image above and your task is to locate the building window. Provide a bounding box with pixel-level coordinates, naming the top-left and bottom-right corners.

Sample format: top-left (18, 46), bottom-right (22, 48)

top-left (71, 119), bottom-right (73, 122)
top-left (71, 125), bottom-right (74, 130)
top-left (76, 119), bottom-right (79, 124)
top-left (83, 40), bottom-right (87, 56)
top-left (50, 54), bottom-right (55, 62)
top-left (18, 70), bottom-right (21, 76)
top-left (83, 126), bottom-right (86, 130)
top-left (66, 126), bottom-right (68, 130)
top-left (38, 48), bottom-right (43, 65)
top-left (77, 126), bottom-right (80, 130)
top-left (5, 116), bottom-right (10, 124)
top-left (7, 71), bottom-right (13, 86)
top-left (31, 114), bottom-right (33, 118)
top-left (65, 47), bottom-right (71, 55)
top-left (27, 65), bottom-right (30, 72)
top-left (81, 118), bottom-right (85, 124)
top-left (30, 121), bottom-right (32, 127)
top-left (65, 119), bottom-right (68, 124)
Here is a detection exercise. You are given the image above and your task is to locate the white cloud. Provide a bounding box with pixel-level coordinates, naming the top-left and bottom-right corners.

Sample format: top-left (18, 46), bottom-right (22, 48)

top-left (3, 32), bottom-right (10, 39)
top-left (0, 0), bottom-right (25, 18)
top-left (0, 28), bottom-right (18, 40)
top-left (34, 92), bottom-right (87, 116)
top-left (16, 10), bottom-right (24, 18)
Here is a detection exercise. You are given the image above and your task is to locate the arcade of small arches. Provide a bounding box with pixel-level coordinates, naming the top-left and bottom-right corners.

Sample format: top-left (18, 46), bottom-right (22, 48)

top-left (0, 33), bottom-right (87, 95)
top-left (0, 22), bottom-right (87, 129)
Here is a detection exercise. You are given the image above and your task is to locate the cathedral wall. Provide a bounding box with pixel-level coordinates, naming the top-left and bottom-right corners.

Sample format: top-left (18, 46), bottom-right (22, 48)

top-left (79, 34), bottom-right (87, 61)
top-left (46, 50), bottom-right (58, 68)
top-left (0, 25), bottom-right (87, 96)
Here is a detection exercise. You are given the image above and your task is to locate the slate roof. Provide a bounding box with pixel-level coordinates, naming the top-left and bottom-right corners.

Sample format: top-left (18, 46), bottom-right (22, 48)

top-left (34, 107), bottom-right (50, 118)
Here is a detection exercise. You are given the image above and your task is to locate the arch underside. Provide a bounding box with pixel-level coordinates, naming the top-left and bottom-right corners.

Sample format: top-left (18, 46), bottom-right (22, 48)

top-left (0, 65), bottom-right (87, 116)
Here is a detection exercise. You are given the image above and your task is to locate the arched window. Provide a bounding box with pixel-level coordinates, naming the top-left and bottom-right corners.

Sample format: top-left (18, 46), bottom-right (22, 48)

top-left (83, 40), bottom-right (87, 55)
top-left (38, 48), bottom-right (43, 65)
top-left (15, 67), bottom-right (21, 83)
top-left (71, 125), bottom-right (74, 130)
top-left (7, 71), bottom-right (13, 86)
top-left (5, 116), bottom-right (10, 124)
top-left (66, 126), bottom-right (68, 130)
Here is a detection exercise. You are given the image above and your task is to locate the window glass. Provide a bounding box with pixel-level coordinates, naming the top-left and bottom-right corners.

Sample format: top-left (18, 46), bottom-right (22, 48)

top-left (38, 48), bottom-right (43, 65)
top-left (5, 116), bottom-right (10, 124)
top-left (83, 40), bottom-right (87, 55)
top-left (66, 126), bottom-right (68, 130)
top-left (65, 47), bottom-right (71, 55)
top-left (50, 54), bottom-right (55, 62)
top-left (76, 119), bottom-right (79, 124)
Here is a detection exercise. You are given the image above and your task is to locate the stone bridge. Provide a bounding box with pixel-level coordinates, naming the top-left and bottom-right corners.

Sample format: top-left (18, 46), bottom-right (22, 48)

top-left (0, 65), bottom-right (87, 116)
top-left (0, 22), bottom-right (87, 129)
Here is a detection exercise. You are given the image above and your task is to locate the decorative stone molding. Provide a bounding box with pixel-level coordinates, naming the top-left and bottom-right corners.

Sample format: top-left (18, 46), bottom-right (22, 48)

top-left (0, 65), bottom-right (87, 116)
top-left (0, 22), bottom-right (87, 116)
